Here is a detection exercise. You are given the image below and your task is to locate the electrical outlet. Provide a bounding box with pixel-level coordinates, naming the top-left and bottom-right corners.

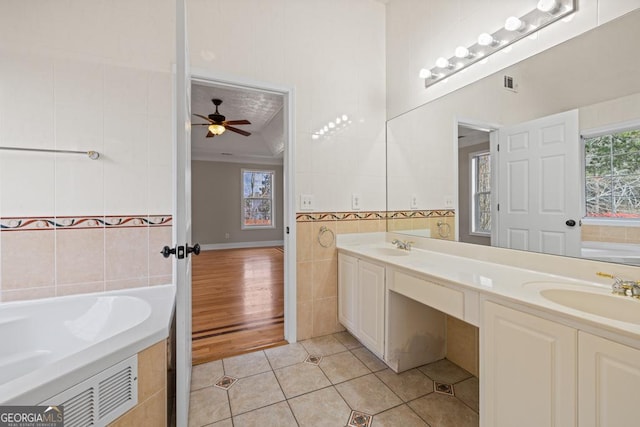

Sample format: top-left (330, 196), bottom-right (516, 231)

top-left (224, 232), bottom-right (230, 239)
top-left (300, 194), bottom-right (314, 210)
top-left (444, 195), bottom-right (454, 208)
top-left (352, 193), bottom-right (362, 210)
top-left (410, 194), bottom-right (418, 209)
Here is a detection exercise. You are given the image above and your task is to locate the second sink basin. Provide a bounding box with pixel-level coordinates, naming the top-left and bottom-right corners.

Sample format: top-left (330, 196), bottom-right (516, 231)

top-left (540, 288), bottom-right (640, 325)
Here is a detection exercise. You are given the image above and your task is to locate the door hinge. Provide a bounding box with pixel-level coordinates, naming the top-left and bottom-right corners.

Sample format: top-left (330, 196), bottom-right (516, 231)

top-left (286, 226), bottom-right (290, 235)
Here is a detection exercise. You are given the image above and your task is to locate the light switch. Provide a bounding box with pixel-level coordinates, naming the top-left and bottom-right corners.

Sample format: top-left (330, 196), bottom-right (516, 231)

top-left (410, 194), bottom-right (418, 209)
top-left (444, 195), bottom-right (454, 208)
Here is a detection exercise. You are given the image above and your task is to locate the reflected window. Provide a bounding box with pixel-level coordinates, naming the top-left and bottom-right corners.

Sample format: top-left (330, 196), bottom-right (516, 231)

top-left (584, 129), bottom-right (640, 218)
top-left (242, 169), bottom-right (275, 229)
top-left (471, 152), bottom-right (491, 234)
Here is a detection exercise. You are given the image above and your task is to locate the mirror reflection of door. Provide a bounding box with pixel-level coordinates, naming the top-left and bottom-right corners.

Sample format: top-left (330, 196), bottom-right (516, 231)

top-left (496, 110), bottom-right (581, 257)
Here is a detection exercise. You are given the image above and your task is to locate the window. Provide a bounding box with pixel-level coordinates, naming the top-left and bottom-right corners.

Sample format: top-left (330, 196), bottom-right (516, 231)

top-left (584, 128), bottom-right (640, 219)
top-left (471, 152), bottom-right (491, 234)
top-left (242, 169), bottom-right (275, 229)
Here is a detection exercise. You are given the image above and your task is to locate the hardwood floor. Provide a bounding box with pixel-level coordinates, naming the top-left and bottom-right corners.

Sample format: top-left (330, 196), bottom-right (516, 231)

top-left (191, 247), bottom-right (286, 365)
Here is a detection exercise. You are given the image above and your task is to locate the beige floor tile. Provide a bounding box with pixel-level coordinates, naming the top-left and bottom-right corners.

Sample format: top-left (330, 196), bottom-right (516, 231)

top-left (232, 401), bottom-right (298, 427)
top-left (288, 386), bottom-right (352, 427)
top-left (375, 368), bottom-right (434, 402)
top-left (455, 377), bottom-right (479, 413)
top-left (273, 362), bottom-right (331, 398)
top-left (191, 360), bottom-right (224, 391)
top-left (300, 334), bottom-right (348, 356)
top-left (223, 351), bottom-right (271, 378)
top-left (351, 347), bottom-right (387, 372)
top-left (408, 393), bottom-right (479, 427)
top-left (320, 351), bottom-right (370, 384)
top-left (335, 374), bottom-right (402, 415)
top-left (227, 371), bottom-right (285, 416)
top-left (207, 419), bottom-right (233, 427)
top-left (333, 331), bottom-right (363, 349)
top-left (418, 358), bottom-right (472, 384)
top-left (265, 343), bottom-right (308, 370)
top-left (188, 386), bottom-right (230, 427)
top-left (372, 405), bottom-right (429, 426)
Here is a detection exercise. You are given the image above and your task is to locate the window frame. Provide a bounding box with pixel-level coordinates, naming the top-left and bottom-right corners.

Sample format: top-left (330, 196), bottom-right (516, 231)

top-left (469, 150), bottom-right (492, 236)
top-left (241, 168), bottom-right (276, 230)
top-left (581, 119), bottom-right (640, 224)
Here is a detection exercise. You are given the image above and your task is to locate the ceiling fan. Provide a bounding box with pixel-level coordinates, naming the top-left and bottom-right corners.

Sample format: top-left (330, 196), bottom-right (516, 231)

top-left (193, 99), bottom-right (252, 138)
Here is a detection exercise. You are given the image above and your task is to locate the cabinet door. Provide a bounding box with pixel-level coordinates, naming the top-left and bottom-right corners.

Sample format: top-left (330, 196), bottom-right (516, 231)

top-left (338, 254), bottom-right (358, 333)
top-left (483, 301), bottom-right (576, 427)
top-left (357, 260), bottom-right (385, 357)
top-left (579, 332), bottom-right (640, 427)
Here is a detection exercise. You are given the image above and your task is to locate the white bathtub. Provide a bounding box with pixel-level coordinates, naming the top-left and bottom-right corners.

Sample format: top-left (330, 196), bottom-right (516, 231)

top-left (0, 284), bottom-right (175, 405)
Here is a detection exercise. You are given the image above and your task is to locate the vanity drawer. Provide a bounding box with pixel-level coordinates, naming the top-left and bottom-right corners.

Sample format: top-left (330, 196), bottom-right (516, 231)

top-left (390, 271), bottom-right (464, 319)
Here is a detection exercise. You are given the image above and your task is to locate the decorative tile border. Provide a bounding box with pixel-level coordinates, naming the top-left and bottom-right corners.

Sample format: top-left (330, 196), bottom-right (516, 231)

top-left (0, 215), bottom-right (172, 231)
top-left (296, 210), bottom-right (454, 222)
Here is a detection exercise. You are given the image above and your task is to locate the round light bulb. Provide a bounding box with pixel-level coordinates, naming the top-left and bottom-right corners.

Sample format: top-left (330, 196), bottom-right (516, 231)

top-left (336, 117), bottom-right (341, 124)
top-left (328, 122), bottom-right (335, 129)
top-left (419, 68), bottom-right (432, 79)
top-left (478, 33), bottom-right (494, 46)
top-left (454, 46), bottom-right (470, 58)
top-left (342, 114), bottom-right (348, 121)
top-left (537, 0), bottom-right (559, 13)
top-left (505, 16), bottom-right (525, 32)
top-left (319, 129), bottom-right (325, 135)
top-left (323, 126), bottom-right (328, 132)
top-left (435, 57), bottom-right (450, 68)
top-left (312, 134), bottom-right (319, 140)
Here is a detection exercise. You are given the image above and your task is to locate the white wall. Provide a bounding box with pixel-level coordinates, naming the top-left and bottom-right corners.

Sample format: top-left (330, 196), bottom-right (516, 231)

top-left (386, 0), bottom-right (640, 119)
top-left (0, 0), bottom-right (175, 301)
top-left (187, 0), bottom-right (387, 213)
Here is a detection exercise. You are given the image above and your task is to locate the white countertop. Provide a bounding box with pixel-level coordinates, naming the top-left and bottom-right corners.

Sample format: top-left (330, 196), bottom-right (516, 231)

top-left (337, 233), bottom-right (640, 345)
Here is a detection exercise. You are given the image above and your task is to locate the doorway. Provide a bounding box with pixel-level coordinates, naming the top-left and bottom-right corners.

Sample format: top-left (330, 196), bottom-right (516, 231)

top-left (189, 74), bottom-right (296, 364)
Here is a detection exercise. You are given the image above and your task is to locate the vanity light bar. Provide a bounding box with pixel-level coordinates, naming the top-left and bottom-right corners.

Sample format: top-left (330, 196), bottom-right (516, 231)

top-left (421, 0), bottom-right (576, 88)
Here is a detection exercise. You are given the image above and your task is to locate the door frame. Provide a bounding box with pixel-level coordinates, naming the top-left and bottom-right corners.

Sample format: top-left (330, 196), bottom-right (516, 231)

top-left (188, 68), bottom-right (297, 343)
top-left (453, 117), bottom-right (501, 243)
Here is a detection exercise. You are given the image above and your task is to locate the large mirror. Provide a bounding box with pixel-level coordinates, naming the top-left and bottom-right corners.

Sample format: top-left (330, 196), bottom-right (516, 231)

top-left (387, 9), bottom-right (640, 265)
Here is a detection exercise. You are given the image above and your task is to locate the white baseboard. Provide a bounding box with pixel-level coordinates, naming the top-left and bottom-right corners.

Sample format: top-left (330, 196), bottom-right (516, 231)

top-left (201, 240), bottom-right (284, 251)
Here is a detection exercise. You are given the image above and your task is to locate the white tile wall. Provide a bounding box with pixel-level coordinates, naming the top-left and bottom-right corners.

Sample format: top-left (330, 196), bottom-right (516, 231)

top-left (188, 0), bottom-right (388, 213)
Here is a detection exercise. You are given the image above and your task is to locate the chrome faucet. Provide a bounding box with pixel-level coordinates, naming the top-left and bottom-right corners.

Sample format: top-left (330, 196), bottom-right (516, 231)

top-left (391, 239), bottom-right (413, 251)
top-left (597, 272), bottom-right (640, 298)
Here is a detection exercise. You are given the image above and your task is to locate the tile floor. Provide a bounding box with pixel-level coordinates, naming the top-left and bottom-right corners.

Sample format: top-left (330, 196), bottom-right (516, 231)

top-left (189, 331), bottom-right (479, 427)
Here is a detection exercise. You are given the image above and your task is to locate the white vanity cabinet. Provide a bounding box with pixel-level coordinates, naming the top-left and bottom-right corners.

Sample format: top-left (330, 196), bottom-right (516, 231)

top-left (578, 331), bottom-right (640, 427)
top-left (482, 301), bottom-right (577, 427)
top-left (338, 253), bottom-right (385, 357)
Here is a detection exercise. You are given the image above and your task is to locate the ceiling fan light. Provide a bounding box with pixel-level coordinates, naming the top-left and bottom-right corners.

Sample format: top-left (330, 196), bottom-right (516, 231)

top-left (208, 124), bottom-right (226, 135)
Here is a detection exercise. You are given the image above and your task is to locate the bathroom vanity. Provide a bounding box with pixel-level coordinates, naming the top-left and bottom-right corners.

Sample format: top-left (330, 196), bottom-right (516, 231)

top-left (337, 232), bottom-right (640, 427)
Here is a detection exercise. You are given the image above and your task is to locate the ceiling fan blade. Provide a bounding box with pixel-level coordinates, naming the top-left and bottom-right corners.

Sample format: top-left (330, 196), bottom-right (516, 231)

top-left (206, 131), bottom-right (215, 138)
top-left (225, 126), bottom-right (251, 137)
top-left (224, 120), bottom-right (251, 125)
top-left (193, 113), bottom-right (213, 123)
top-left (193, 123), bottom-right (210, 126)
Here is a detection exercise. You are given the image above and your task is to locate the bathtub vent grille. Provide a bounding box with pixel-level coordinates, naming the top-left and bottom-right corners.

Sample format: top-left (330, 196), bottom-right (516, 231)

top-left (41, 355), bottom-right (138, 427)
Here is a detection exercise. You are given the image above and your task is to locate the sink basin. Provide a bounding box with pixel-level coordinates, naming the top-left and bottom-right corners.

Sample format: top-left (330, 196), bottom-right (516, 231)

top-left (368, 247), bottom-right (410, 257)
top-left (540, 289), bottom-right (640, 324)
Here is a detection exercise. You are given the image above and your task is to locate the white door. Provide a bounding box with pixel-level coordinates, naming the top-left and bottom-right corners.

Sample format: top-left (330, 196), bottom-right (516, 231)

top-left (175, 0), bottom-right (193, 425)
top-left (579, 332), bottom-right (640, 427)
top-left (496, 110), bottom-right (581, 256)
top-left (357, 260), bottom-right (385, 357)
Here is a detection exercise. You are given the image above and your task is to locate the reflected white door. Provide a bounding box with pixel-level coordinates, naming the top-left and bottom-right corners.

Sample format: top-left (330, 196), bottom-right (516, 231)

top-left (496, 110), bottom-right (581, 257)
top-left (175, 0), bottom-right (192, 425)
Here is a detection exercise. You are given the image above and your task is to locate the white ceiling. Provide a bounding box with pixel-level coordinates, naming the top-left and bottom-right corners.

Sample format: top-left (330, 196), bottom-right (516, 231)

top-left (191, 83), bottom-right (284, 165)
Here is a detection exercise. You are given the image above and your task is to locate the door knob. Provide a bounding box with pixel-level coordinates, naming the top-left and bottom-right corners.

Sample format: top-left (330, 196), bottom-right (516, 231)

top-left (565, 219), bottom-right (576, 227)
top-left (161, 246), bottom-right (176, 258)
top-left (187, 243), bottom-right (201, 256)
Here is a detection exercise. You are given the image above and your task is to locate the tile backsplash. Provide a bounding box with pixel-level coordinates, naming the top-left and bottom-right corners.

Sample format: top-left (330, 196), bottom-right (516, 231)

top-left (0, 214), bottom-right (172, 302)
top-left (296, 209), bottom-right (454, 341)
